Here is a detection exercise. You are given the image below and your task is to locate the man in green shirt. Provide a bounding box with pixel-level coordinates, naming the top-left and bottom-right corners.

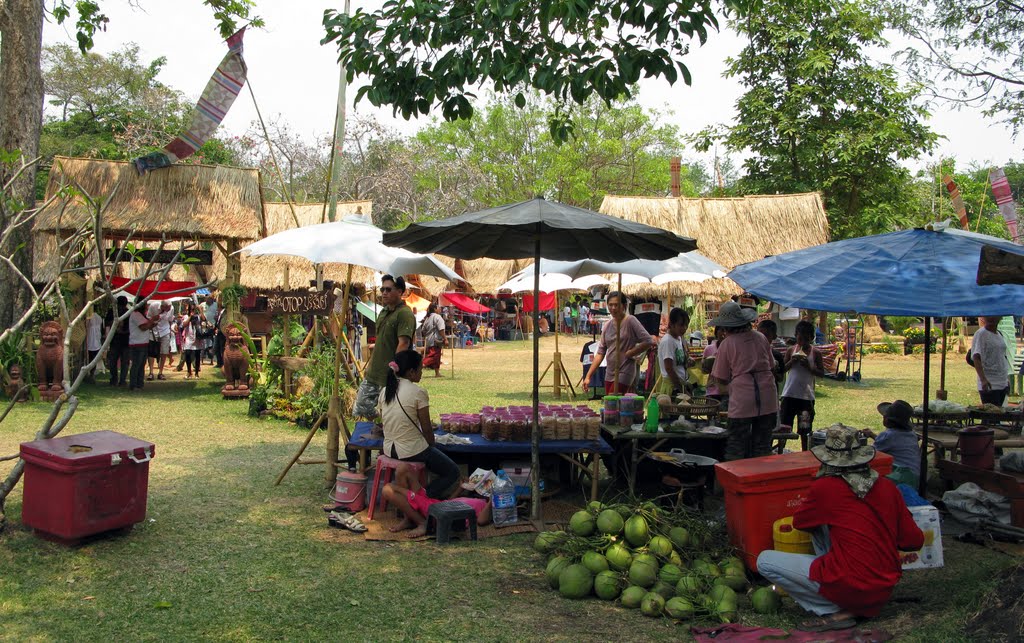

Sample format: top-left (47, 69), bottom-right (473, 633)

top-left (354, 274), bottom-right (417, 418)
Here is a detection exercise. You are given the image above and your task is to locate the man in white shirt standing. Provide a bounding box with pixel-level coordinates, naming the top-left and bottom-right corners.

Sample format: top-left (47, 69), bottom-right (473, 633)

top-left (128, 301), bottom-right (156, 392)
top-left (972, 316), bottom-right (1010, 406)
top-left (148, 301), bottom-right (174, 380)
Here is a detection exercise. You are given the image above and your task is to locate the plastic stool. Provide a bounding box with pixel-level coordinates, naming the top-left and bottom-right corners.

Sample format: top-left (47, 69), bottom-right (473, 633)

top-left (368, 455), bottom-right (427, 520)
top-left (427, 501), bottom-right (478, 544)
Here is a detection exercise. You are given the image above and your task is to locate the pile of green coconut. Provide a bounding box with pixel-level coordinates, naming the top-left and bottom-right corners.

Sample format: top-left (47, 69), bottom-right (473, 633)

top-left (534, 501), bottom-right (781, 621)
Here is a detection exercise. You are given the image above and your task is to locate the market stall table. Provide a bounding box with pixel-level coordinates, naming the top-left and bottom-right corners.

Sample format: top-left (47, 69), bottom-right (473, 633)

top-left (915, 427), bottom-right (1024, 465)
top-left (601, 423), bottom-right (727, 494)
top-left (968, 408), bottom-right (1024, 432)
top-left (347, 422), bottom-right (613, 501)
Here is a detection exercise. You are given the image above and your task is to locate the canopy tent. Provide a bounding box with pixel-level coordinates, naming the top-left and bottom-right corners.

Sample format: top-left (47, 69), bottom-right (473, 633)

top-left (728, 222), bottom-right (1024, 495)
top-left (440, 292), bottom-right (491, 315)
top-left (355, 300), bottom-right (381, 323)
top-left (110, 276), bottom-right (199, 300)
top-left (522, 292), bottom-right (558, 312)
top-left (403, 291), bottom-right (432, 314)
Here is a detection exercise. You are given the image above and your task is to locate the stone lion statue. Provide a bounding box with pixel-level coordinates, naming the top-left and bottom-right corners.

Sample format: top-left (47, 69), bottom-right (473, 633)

top-left (221, 324), bottom-right (251, 397)
top-left (3, 364), bottom-right (27, 402)
top-left (36, 321), bottom-right (64, 399)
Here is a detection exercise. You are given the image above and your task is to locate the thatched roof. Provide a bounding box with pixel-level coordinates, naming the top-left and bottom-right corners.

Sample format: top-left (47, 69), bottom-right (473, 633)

top-left (233, 201), bottom-right (379, 290)
top-left (599, 193), bottom-right (829, 297)
top-left (34, 156), bottom-right (265, 241)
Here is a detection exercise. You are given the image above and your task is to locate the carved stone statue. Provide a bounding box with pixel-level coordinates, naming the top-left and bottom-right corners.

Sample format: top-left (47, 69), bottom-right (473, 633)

top-left (3, 364), bottom-right (27, 402)
top-left (221, 324), bottom-right (251, 398)
top-left (36, 321), bottom-right (64, 402)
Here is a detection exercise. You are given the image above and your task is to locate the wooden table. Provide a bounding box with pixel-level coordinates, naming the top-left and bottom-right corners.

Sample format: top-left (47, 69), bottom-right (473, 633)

top-left (937, 459), bottom-right (1024, 527)
top-left (968, 409), bottom-right (1024, 431)
top-left (915, 428), bottom-right (1024, 465)
top-left (601, 423), bottom-right (727, 494)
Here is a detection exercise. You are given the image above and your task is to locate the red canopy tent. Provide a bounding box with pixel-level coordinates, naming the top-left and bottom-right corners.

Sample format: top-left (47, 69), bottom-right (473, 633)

top-left (111, 276), bottom-right (198, 300)
top-left (521, 292), bottom-right (556, 312)
top-left (440, 291), bottom-right (491, 314)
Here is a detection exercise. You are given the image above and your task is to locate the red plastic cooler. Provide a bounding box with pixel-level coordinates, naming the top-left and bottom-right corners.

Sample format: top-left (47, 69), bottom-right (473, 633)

top-left (715, 450), bottom-right (893, 571)
top-left (20, 430), bottom-right (155, 543)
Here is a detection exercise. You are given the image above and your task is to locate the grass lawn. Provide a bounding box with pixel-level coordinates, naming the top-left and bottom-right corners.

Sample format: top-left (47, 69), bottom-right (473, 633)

top-left (0, 334), bottom-right (1018, 642)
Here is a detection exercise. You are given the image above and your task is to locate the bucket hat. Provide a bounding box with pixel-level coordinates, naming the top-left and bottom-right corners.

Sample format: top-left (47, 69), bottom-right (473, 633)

top-left (877, 400), bottom-right (914, 429)
top-left (811, 424), bottom-right (876, 468)
top-left (707, 301), bottom-right (758, 328)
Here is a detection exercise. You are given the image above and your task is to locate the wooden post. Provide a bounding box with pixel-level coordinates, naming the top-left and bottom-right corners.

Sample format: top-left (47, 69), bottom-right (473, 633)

top-left (282, 264), bottom-right (292, 397)
top-left (553, 292), bottom-right (561, 398)
top-left (326, 264), bottom-right (355, 486)
top-left (937, 317), bottom-right (949, 400)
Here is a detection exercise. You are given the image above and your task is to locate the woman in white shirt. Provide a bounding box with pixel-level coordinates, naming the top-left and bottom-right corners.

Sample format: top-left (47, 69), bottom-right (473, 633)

top-left (377, 350), bottom-right (460, 500)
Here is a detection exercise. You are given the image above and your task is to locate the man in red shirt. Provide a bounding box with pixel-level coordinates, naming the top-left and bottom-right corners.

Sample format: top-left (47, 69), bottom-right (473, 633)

top-left (757, 425), bottom-right (924, 632)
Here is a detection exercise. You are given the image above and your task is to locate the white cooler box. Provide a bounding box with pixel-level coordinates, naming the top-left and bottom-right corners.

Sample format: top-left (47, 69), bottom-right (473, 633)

top-left (899, 505), bottom-right (944, 570)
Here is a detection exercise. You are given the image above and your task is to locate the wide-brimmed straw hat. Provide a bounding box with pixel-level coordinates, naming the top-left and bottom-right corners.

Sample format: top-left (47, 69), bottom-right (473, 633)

top-left (707, 301), bottom-right (759, 328)
top-left (811, 424), bottom-right (876, 468)
top-left (877, 400), bottom-right (914, 428)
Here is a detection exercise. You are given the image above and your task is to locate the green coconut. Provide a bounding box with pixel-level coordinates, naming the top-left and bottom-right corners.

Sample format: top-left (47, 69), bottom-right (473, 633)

top-left (692, 559), bottom-right (721, 578)
top-left (605, 543), bottom-right (633, 571)
top-left (587, 500), bottom-right (605, 513)
top-left (624, 514), bottom-right (651, 547)
top-left (632, 552), bottom-right (659, 569)
top-left (669, 526), bottom-right (691, 550)
top-left (641, 591), bottom-right (666, 617)
top-left (533, 531), bottom-right (566, 554)
top-left (664, 596), bottom-right (696, 620)
top-left (596, 509), bottom-right (625, 535)
top-left (751, 586), bottom-right (782, 614)
top-left (569, 510), bottom-right (596, 536)
top-left (620, 585), bottom-right (647, 609)
top-left (716, 597), bottom-right (738, 622)
top-left (721, 556), bottom-right (745, 570)
top-left (669, 550), bottom-right (684, 568)
top-left (582, 551), bottom-right (610, 575)
top-left (594, 570), bottom-right (622, 600)
top-left (716, 568), bottom-right (749, 592)
top-left (628, 559), bottom-right (659, 588)
top-left (659, 564), bottom-right (685, 586)
top-left (648, 535), bottom-right (674, 558)
top-left (614, 504), bottom-right (633, 520)
top-left (651, 580), bottom-right (676, 600)
top-left (546, 556), bottom-right (571, 590)
top-left (558, 564), bottom-right (594, 599)
top-left (675, 574), bottom-right (703, 595)
top-left (709, 584), bottom-right (737, 604)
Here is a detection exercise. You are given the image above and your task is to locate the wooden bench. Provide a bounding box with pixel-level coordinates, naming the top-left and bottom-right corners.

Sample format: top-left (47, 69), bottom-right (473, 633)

top-left (937, 459), bottom-right (1024, 527)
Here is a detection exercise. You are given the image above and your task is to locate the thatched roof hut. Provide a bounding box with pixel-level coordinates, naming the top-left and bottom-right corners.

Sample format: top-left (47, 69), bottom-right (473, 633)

top-left (232, 201), bottom-right (377, 290)
top-left (599, 193), bottom-right (829, 297)
top-left (32, 156), bottom-right (266, 283)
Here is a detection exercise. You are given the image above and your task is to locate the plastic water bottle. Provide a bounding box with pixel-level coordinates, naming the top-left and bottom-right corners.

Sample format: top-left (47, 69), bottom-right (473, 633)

top-left (491, 470), bottom-right (518, 527)
top-left (644, 396), bottom-right (660, 433)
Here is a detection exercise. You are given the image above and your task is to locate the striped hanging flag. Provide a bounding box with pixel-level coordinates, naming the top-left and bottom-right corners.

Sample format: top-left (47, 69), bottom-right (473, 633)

top-left (942, 175), bottom-right (969, 229)
top-left (990, 167), bottom-right (1020, 242)
top-left (133, 29), bottom-right (248, 175)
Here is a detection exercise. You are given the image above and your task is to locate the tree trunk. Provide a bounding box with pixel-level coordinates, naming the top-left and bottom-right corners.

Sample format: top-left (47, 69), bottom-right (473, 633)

top-left (0, 0), bottom-right (45, 329)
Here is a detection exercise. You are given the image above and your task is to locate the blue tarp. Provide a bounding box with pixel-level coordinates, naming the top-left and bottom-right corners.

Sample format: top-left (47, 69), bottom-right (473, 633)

top-left (728, 225), bottom-right (1024, 317)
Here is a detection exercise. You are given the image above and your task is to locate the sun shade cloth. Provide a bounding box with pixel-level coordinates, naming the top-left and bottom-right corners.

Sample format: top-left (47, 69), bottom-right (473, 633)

top-left (440, 292), bottom-right (491, 314)
top-left (111, 277), bottom-right (198, 301)
top-left (355, 301), bottom-right (380, 323)
top-left (728, 224), bottom-right (1024, 317)
top-left (522, 293), bottom-right (557, 312)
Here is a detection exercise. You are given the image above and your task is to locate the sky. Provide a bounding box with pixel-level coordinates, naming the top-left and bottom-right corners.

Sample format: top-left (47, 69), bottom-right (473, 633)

top-left (42, 0), bottom-right (1021, 173)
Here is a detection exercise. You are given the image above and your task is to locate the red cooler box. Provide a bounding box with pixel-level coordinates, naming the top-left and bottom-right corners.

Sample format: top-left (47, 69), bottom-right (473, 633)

top-left (20, 430), bottom-right (155, 542)
top-left (716, 450), bottom-right (892, 571)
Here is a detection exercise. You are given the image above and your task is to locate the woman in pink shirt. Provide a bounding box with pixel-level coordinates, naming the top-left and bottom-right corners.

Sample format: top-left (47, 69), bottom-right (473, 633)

top-left (583, 292), bottom-right (653, 395)
top-left (710, 301), bottom-right (779, 461)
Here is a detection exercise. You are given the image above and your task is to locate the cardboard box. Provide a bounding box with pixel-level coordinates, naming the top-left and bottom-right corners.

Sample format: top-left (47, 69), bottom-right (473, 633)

top-left (899, 505), bottom-right (944, 570)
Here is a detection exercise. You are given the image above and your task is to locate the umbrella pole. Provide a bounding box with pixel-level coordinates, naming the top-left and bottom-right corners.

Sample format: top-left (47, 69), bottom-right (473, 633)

top-left (531, 228), bottom-right (542, 521)
top-left (938, 318), bottom-right (949, 400)
top-left (919, 317), bottom-right (931, 496)
top-left (554, 291), bottom-right (561, 398)
top-left (326, 264), bottom-right (354, 486)
top-left (613, 273), bottom-right (623, 391)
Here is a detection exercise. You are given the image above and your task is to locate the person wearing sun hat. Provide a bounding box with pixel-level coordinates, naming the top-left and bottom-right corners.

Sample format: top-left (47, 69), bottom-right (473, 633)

top-left (708, 300), bottom-right (780, 460)
top-left (756, 425), bottom-right (924, 632)
top-left (861, 400), bottom-right (921, 487)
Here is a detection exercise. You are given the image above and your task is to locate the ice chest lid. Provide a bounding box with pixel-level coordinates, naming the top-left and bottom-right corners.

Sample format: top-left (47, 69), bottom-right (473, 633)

top-left (20, 430), bottom-right (155, 470)
top-left (715, 450), bottom-right (893, 488)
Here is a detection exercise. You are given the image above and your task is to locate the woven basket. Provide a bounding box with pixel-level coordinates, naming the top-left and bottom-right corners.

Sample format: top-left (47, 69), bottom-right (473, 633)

top-left (673, 396), bottom-right (721, 417)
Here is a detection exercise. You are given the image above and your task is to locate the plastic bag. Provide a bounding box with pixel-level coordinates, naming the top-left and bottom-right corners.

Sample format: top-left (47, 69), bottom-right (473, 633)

top-left (941, 482), bottom-right (1011, 525)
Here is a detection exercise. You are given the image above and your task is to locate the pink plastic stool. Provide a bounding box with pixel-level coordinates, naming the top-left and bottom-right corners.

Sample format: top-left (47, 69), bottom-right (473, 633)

top-left (368, 455), bottom-right (427, 520)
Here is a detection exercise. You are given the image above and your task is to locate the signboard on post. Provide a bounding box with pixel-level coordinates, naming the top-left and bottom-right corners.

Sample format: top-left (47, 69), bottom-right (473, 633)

top-left (246, 289), bottom-right (337, 316)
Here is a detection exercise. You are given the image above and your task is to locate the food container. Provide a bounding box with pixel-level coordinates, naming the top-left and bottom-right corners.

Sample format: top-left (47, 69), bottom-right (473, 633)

top-left (619, 411), bottom-right (635, 427)
top-left (569, 416), bottom-right (585, 440)
top-left (602, 410), bottom-right (619, 426)
top-left (603, 395), bottom-right (620, 412)
top-left (556, 416), bottom-right (572, 440)
top-left (585, 416), bottom-right (601, 440)
top-left (620, 394), bottom-right (641, 414)
top-left (482, 416), bottom-right (500, 441)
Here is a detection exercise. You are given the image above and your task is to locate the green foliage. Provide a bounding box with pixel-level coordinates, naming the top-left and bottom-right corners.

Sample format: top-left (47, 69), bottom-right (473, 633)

top-left (322, 0), bottom-right (744, 142)
top-left (889, 0), bottom-right (1024, 132)
top-left (694, 0), bottom-right (937, 239)
top-left (903, 326), bottom-right (937, 341)
top-left (885, 316), bottom-right (920, 335)
top-left (220, 284), bottom-right (248, 308)
top-left (0, 330), bottom-right (35, 382)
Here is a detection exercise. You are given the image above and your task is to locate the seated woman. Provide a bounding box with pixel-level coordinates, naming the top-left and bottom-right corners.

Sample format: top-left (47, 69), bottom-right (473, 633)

top-left (862, 400), bottom-right (921, 488)
top-left (377, 350), bottom-right (461, 510)
top-left (757, 425), bottom-right (924, 632)
top-left (383, 464), bottom-right (492, 538)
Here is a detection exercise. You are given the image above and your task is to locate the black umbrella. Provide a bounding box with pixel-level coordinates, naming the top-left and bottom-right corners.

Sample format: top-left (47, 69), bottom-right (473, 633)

top-left (384, 196), bottom-right (697, 519)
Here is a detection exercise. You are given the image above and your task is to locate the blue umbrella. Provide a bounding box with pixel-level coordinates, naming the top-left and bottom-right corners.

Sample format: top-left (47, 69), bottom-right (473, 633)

top-left (729, 222), bottom-right (1024, 495)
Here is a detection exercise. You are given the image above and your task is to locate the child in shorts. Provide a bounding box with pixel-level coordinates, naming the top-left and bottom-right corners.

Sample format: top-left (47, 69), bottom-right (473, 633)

top-left (382, 463), bottom-right (492, 538)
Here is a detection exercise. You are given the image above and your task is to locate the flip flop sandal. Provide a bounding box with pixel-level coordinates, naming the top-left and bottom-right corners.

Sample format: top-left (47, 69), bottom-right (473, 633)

top-left (322, 503), bottom-right (345, 512)
top-left (798, 617), bottom-right (857, 632)
top-left (328, 511), bottom-right (367, 533)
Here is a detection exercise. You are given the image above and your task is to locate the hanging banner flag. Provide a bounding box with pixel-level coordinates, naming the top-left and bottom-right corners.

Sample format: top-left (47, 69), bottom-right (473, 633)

top-left (942, 175), bottom-right (969, 229)
top-left (989, 168), bottom-right (1020, 242)
top-left (133, 29), bottom-right (248, 175)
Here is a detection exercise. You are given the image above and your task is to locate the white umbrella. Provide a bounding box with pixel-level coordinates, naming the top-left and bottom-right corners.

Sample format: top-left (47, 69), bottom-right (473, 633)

top-left (527, 252), bottom-right (727, 284)
top-left (237, 217), bottom-right (463, 282)
top-left (499, 269), bottom-right (618, 293)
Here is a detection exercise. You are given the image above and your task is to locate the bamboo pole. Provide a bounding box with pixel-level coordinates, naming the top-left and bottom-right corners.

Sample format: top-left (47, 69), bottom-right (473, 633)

top-left (282, 265), bottom-right (292, 397)
top-left (326, 264), bottom-right (354, 485)
top-left (275, 412), bottom-right (327, 485)
top-left (553, 291), bottom-right (561, 398)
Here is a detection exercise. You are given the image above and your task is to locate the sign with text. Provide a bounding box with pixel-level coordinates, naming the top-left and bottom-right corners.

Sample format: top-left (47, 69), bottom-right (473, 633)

top-left (251, 289), bottom-right (336, 316)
